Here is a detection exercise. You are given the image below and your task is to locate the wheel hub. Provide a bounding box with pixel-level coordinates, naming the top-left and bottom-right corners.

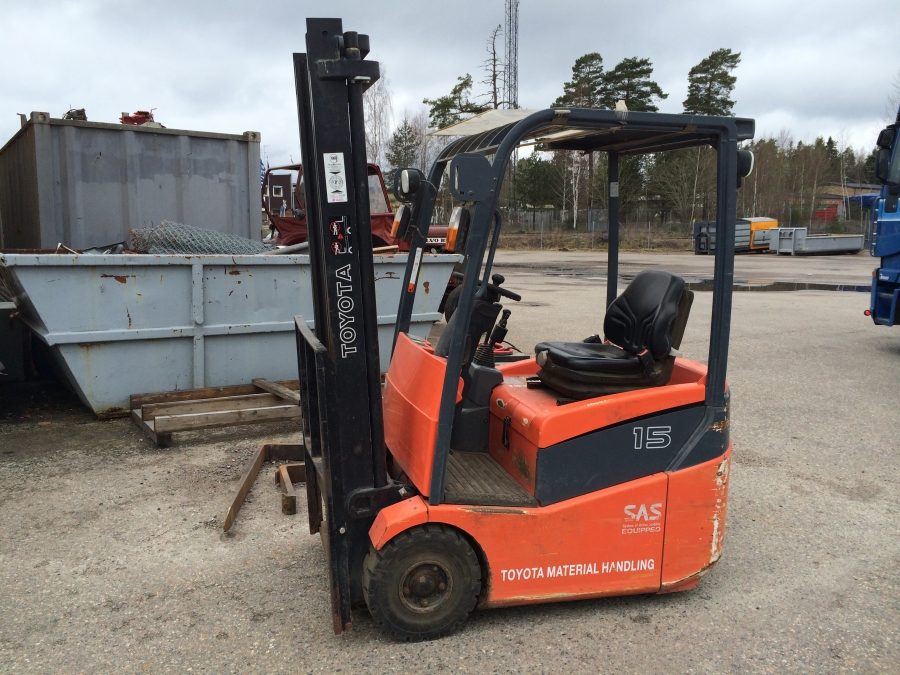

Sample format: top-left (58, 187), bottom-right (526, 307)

top-left (399, 560), bottom-right (452, 614)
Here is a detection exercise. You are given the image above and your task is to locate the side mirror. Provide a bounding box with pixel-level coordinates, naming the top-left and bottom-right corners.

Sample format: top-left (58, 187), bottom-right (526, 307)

top-left (736, 149), bottom-right (754, 188)
top-left (876, 127), bottom-right (896, 150)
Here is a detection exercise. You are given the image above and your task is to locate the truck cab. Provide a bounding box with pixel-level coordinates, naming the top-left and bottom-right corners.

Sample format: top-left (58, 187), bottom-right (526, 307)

top-left (869, 107), bottom-right (900, 326)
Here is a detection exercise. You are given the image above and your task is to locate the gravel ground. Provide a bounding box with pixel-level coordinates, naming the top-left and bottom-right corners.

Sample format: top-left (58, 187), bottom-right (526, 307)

top-left (1, 250), bottom-right (898, 674)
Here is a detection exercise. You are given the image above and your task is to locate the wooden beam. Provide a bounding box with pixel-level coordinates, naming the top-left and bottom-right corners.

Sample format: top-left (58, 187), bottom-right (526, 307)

top-left (142, 393), bottom-right (283, 421)
top-left (130, 380), bottom-right (299, 409)
top-left (252, 378), bottom-right (302, 405)
top-left (130, 409), bottom-right (173, 448)
top-left (278, 465), bottom-right (298, 514)
top-left (223, 443), bottom-right (267, 532)
top-left (153, 405), bottom-right (302, 434)
top-left (267, 444), bottom-right (305, 462)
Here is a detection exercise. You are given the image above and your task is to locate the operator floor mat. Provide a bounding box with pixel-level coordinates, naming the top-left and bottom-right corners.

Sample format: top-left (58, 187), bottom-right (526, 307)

top-left (444, 451), bottom-right (537, 507)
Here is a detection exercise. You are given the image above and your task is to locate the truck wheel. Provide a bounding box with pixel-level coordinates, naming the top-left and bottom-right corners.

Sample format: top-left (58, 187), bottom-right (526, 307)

top-left (363, 524), bottom-right (481, 641)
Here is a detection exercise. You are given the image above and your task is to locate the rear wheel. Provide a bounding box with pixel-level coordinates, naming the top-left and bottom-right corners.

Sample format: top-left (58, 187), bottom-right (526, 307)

top-left (363, 524), bottom-right (481, 641)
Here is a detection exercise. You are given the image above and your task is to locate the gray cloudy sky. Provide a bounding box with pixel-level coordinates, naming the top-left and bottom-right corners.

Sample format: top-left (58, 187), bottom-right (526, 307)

top-left (2, 0), bottom-right (898, 166)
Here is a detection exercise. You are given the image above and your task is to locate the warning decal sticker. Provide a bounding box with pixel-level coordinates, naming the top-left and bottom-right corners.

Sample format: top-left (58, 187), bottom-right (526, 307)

top-left (324, 152), bottom-right (348, 203)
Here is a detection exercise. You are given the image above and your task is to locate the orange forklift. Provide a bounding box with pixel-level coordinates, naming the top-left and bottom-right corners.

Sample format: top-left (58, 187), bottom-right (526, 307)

top-left (292, 18), bottom-right (755, 640)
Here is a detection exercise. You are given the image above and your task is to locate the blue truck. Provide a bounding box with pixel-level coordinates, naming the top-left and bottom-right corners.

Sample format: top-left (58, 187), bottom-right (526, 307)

top-left (869, 107), bottom-right (900, 326)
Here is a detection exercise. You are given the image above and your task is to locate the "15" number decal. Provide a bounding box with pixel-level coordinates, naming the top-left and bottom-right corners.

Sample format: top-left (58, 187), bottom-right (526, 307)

top-left (633, 426), bottom-right (672, 450)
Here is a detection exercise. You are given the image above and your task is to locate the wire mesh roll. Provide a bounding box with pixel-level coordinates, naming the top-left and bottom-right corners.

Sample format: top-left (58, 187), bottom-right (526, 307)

top-left (128, 221), bottom-right (277, 255)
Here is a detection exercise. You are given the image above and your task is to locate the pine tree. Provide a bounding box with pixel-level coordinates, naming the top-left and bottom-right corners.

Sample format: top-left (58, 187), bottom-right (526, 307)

top-left (552, 53), bottom-right (606, 228)
top-left (601, 57), bottom-right (668, 111)
top-left (682, 48), bottom-right (741, 116)
top-left (386, 118), bottom-right (419, 180)
top-left (422, 74), bottom-right (490, 130)
top-left (552, 53), bottom-right (605, 108)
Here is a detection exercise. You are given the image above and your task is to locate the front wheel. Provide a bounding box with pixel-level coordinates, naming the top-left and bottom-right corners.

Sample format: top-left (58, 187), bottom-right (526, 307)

top-left (363, 524), bottom-right (482, 641)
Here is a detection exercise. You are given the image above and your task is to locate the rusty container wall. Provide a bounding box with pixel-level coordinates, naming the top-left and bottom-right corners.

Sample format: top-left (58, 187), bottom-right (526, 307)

top-left (0, 252), bottom-right (461, 416)
top-left (0, 112), bottom-right (261, 250)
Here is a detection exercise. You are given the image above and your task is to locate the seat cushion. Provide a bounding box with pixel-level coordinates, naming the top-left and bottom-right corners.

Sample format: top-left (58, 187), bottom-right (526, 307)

top-left (534, 341), bottom-right (644, 375)
top-left (535, 355), bottom-right (676, 399)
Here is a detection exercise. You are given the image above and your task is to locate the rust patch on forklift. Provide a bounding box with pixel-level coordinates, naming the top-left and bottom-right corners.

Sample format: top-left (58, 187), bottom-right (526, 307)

top-left (708, 419), bottom-right (729, 433)
top-left (423, 281), bottom-right (430, 294)
top-left (709, 454), bottom-right (731, 564)
top-left (511, 453), bottom-right (533, 483)
top-left (101, 274), bottom-right (133, 284)
top-left (228, 270), bottom-right (241, 275)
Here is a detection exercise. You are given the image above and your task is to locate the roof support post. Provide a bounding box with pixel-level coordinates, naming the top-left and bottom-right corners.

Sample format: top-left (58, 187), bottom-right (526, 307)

top-left (606, 151), bottom-right (620, 309)
top-left (706, 132), bottom-right (737, 407)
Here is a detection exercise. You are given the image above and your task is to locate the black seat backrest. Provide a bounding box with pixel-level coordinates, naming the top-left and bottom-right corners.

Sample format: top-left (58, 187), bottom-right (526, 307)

top-left (604, 271), bottom-right (686, 359)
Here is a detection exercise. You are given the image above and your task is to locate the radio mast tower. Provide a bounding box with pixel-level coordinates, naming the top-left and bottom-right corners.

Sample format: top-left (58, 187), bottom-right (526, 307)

top-left (503, 0), bottom-right (519, 109)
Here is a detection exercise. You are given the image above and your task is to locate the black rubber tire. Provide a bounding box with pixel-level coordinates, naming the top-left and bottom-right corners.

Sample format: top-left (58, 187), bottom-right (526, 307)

top-left (363, 524), bottom-right (482, 641)
top-left (443, 284), bottom-right (463, 322)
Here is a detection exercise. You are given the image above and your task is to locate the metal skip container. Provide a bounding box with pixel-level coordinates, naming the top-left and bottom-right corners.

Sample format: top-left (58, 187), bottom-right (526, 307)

top-left (770, 228), bottom-right (864, 255)
top-left (0, 252), bottom-right (461, 416)
top-left (0, 112), bottom-right (261, 250)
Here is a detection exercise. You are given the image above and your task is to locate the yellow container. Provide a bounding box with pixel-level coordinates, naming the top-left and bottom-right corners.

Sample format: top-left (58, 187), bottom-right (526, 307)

top-left (746, 217), bottom-right (779, 250)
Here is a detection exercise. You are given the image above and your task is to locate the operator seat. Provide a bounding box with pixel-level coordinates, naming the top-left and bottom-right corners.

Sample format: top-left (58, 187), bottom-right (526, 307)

top-left (534, 270), bottom-right (693, 400)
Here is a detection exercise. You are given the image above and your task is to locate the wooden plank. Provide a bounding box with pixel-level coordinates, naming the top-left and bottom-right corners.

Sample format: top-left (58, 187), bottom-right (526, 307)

top-left (130, 408), bottom-right (172, 448)
top-left (130, 380), bottom-right (299, 409)
top-left (373, 244), bottom-right (400, 253)
top-left (252, 378), bottom-right (301, 405)
top-left (267, 444), bottom-right (305, 462)
top-left (223, 443), bottom-right (267, 532)
top-left (278, 465), bottom-right (298, 515)
top-left (153, 405), bottom-right (302, 434)
top-left (142, 393), bottom-right (283, 421)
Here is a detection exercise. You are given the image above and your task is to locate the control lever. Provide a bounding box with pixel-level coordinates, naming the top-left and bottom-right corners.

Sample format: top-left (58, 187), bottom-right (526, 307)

top-left (488, 308), bottom-right (512, 347)
top-left (449, 271), bottom-right (522, 302)
top-left (472, 309), bottom-right (512, 368)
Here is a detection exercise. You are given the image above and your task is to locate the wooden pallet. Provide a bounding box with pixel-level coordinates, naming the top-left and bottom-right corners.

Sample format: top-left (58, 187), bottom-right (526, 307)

top-left (131, 379), bottom-right (302, 447)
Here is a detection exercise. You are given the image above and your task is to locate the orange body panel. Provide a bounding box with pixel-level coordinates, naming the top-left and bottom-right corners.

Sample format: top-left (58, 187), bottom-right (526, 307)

top-left (369, 496), bottom-right (429, 549)
top-left (382, 334), bottom-right (461, 497)
top-left (491, 358), bottom-right (708, 450)
top-left (487, 358), bottom-right (708, 493)
top-left (659, 445), bottom-right (732, 590)
top-left (428, 474), bottom-right (668, 606)
top-left (378, 342), bottom-right (731, 608)
top-left (370, 448), bottom-right (732, 607)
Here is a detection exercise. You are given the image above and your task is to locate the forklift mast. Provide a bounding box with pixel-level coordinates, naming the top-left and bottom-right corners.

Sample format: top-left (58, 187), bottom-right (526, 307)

top-left (292, 18), bottom-right (398, 632)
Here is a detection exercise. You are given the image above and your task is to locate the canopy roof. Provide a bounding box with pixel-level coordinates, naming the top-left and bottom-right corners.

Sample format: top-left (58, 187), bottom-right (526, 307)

top-left (432, 108), bottom-right (755, 160)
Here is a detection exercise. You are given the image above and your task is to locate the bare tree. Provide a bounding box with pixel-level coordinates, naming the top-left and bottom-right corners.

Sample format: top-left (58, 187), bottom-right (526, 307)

top-left (481, 24), bottom-right (505, 109)
top-left (364, 68), bottom-right (393, 165)
top-left (408, 108), bottom-right (446, 174)
top-left (650, 150), bottom-right (701, 223)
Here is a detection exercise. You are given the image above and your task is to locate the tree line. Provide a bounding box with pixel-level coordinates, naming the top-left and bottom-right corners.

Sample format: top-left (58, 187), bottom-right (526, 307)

top-left (365, 32), bottom-right (884, 236)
